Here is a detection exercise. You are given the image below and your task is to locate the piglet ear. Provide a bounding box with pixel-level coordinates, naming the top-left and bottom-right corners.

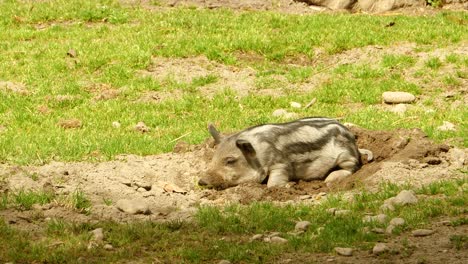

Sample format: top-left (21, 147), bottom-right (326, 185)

top-left (236, 139), bottom-right (261, 170)
top-left (235, 139), bottom-right (256, 156)
top-left (208, 123), bottom-right (222, 144)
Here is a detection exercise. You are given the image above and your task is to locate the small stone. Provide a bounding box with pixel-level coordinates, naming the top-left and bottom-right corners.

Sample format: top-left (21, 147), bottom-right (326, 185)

top-left (380, 202), bottom-right (395, 212)
top-left (116, 199), bottom-right (150, 215)
top-left (389, 217), bottom-right (405, 226)
top-left (386, 225), bottom-right (395, 234)
top-left (334, 210), bottom-right (351, 216)
top-left (137, 187), bottom-right (146, 192)
top-left (270, 236), bottom-right (288, 244)
top-left (218, 260), bottom-right (231, 264)
top-left (299, 195), bottom-right (312, 200)
top-left (393, 190), bottom-right (418, 205)
top-left (373, 243), bottom-right (389, 255)
top-left (389, 103), bottom-right (408, 115)
top-left (91, 228), bottom-right (104, 241)
top-left (87, 241), bottom-right (99, 250)
top-left (327, 208), bottom-right (337, 215)
top-left (112, 121), bottom-right (121, 128)
top-left (437, 121), bottom-right (456, 132)
top-left (382, 91), bottom-right (416, 104)
top-left (448, 148), bottom-right (466, 168)
top-left (334, 247), bottom-right (353, 256)
top-left (295, 221), bottom-right (311, 232)
top-left (272, 109), bottom-right (288, 117)
top-left (250, 234), bottom-right (263, 242)
top-left (103, 244), bottom-right (113, 250)
top-left (412, 229), bottom-right (434, 237)
top-left (290, 102), bottom-right (302, 108)
top-left (134, 121), bottom-right (150, 133)
top-left (135, 181), bottom-right (152, 191)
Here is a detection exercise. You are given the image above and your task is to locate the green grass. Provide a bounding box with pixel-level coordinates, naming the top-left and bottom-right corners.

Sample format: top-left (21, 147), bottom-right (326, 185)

top-left (0, 1), bottom-right (467, 164)
top-left (0, 178), bottom-right (466, 263)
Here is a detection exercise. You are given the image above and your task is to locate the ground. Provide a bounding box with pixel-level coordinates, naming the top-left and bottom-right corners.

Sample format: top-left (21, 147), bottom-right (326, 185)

top-left (1, 0), bottom-right (467, 263)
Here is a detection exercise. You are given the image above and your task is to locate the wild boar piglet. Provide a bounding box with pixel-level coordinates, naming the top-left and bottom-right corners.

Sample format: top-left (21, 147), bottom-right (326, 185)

top-left (199, 117), bottom-right (372, 189)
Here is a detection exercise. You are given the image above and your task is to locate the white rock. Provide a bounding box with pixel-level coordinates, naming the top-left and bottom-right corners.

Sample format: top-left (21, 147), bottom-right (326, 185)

top-left (116, 199), bottom-right (150, 215)
top-left (334, 247), bottom-right (353, 256)
top-left (389, 217), bottom-right (405, 226)
top-left (295, 221), bottom-right (311, 232)
top-left (448, 148), bottom-right (466, 168)
top-left (112, 121), bottom-right (121, 128)
top-left (270, 236), bottom-right (288, 244)
top-left (218, 260), bottom-right (231, 264)
top-left (437, 121), bottom-right (456, 131)
top-left (382, 91), bottom-right (416, 104)
top-left (272, 109), bottom-right (288, 117)
top-left (91, 228), bottom-right (104, 241)
top-left (412, 229), bottom-right (434, 237)
top-left (392, 190), bottom-right (418, 205)
top-left (290, 102), bottom-right (302, 108)
top-left (373, 243), bottom-right (389, 255)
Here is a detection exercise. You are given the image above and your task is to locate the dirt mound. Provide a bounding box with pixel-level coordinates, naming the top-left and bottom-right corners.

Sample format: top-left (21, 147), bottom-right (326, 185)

top-left (3, 126), bottom-right (465, 228)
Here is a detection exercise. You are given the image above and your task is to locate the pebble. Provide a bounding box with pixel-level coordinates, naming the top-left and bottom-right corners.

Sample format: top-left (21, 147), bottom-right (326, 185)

top-left (290, 102), bottom-right (302, 108)
top-left (334, 210), bottom-right (351, 216)
top-left (116, 199), bottom-right (151, 215)
top-left (389, 217), bottom-right (405, 226)
top-left (91, 228), bottom-right (104, 242)
top-left (437, 121), bottom-right (456, 132)
top-left (272, 109), bottom-right (288, 117)
top-left (218, 260), bottom-right (231, 264)
top-left (386, 225), bottom-right (395, 234)
top-left (373, 243), bottom-right (389, 255)
top-left (412, 229), bottom-right (434, 237)
top-left (112, 121), bottom-right (121, 128)
top-left (371, 228), bottom-right (385, 234)
top-left (382, 91), bottom-right (416, 104)
top-left (334, 247), bottom-right (353, 256)
top-left (327, 208), bottom-right (337, 214)
top-left (295, 221), bottom-right (311, 232)
top-left (393, 190), bottom-right (418, 205)
top-left (270, 236), bottom-right (288, 244)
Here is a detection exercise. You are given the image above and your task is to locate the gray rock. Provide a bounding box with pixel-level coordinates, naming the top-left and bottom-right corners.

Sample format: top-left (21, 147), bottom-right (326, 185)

top-left (448, 148), bottom-right (466, 168)
top-left (382, 91), bottom-right (416, 104)
top-left (270, 236), bottom-right (288, 244)
top-left (334, 247), bottom-right (353, 256)
top-left (389, 217), bottom-right (405, 226)
top-left (134, 121), bottom-right (150, 133)
top-left (357, 0), bottom-right (424, 13)
top-left (116, 199), bottom-right (150, 215)
top-left (380, 202), bottom-right (395, 212)
top-left (295, 221), bottom-right (311, 232)
top-left (373, 243), bottom-right (389, 255)
top-left (393, 190), bottom-right (418, 205)
top-left (218, 260), bottom-right (231, 264)
top-left (412, 229), bottom-right (434, 237)
top-left (91, 228), bottom-right (104, 242)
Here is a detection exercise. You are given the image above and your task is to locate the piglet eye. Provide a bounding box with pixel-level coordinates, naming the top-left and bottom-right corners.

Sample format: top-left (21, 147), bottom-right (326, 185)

top-left (224, 157), bottom-right (237, 165)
